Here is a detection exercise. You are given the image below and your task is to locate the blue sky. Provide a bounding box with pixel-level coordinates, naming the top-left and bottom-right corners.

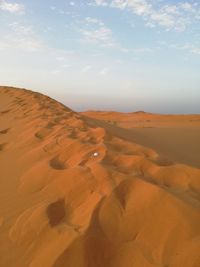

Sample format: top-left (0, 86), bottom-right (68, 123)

top-left (0, 0), bottom-right (200, 113)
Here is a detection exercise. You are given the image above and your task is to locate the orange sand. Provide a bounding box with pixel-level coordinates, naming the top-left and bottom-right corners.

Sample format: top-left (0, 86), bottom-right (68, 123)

top-left (82, 111), bottom-right (200, 168)
top-left (82, 110), bottom-right (200, 128)
top-left (0, 86), bottom-right (200, 267)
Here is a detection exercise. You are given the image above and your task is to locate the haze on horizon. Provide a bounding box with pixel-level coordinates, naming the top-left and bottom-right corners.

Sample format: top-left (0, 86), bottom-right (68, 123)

top-left (0, 0), bottom-right (200, 114)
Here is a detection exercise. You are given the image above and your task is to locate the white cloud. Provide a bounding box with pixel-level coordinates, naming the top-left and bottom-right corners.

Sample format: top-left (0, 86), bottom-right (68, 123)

top-left (0, 22), bottom-right (44, 52)
top-left (179, 44), bottom-right (200, 56)
top-left (101, 0), bottom-right (153, 15)
top-left (120, 45), bottom-right (153, 54)
top-left (0, 0), bottom-right (24, 14)
top-left (9, 22), bottom-right (32, 35)
top-left (145, 21), bottom-right (155, 28)
top-left (94, 0), bottom-right (108, 6)
top-left (180, 2), bottom-right (195, 11)
top-left (80, 27), bottom-right (113, 45)
top-left (85, 17), bottom-right (105, 26)
top-left (93, 0), bottom-right (200, 32)
top-left (190, 47), bottom-right (200, 55)
top-left (78, 17), bottom-right (115, 47)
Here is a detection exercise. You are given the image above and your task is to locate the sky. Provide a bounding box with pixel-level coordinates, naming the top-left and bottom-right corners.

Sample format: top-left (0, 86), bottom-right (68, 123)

top-left (0, 0), bottom-right (200, 113)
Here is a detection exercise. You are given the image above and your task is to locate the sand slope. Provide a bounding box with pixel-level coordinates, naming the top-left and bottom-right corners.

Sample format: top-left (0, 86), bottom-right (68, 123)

top-left (0, 86), bottom-right (200, 267)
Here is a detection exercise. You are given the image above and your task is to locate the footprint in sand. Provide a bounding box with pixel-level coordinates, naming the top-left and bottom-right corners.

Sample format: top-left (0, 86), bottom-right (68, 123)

top-left (49, 155), bottom-right (67, 170)
top-left (68, 129), bottom-right (78, 139)
top-left (35, 127), bottom-right (53, 140)
top-left (53, 115), bottom-right (69, 124)
top-left (43, 140), bottom-right (61, 155)
top-left (46, 198), bottom-right (66, 227)
top-left (1, 109), bottom-right (11, 115)
top-left (0, 128), bottom-right (10, 134)
top-left (55, 111), bottom-right (65, 116)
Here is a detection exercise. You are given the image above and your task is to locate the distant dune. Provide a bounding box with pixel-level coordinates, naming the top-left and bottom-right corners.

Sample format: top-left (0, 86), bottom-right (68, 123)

top-left (82, 111), bottom-right (200, 168)
top-left (82, 110), bottom-right (200, 128)
top-left (1, 86), bottom-right (200, 267)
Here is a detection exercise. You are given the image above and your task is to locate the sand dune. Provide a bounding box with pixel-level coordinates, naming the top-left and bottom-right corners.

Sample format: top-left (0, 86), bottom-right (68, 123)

top-left (82, 110), bottom-right (200, 128)
top-left (0, 86), bottom-right (200, 267)
top-left (82, 111), bottom-right (200, 169)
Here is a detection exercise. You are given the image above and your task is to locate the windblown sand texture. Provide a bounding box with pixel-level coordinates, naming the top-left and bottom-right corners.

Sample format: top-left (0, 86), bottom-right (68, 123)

top-left (0, 86), bottom-right (200, 267)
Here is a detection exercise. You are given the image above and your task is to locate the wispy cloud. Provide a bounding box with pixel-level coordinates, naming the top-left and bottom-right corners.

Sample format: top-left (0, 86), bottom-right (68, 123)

top-left (78, 17), bottom-right (115, 47)
top-left (79, 27), bottom-right (114, 46)
top-left (190, 47), bottom-right (200, 55)
top-left (0, 0), bottom-right (24, 14)
top-left (85, 16), bottom-right (104, 26)
top-left (121, 47), bottom-right (153, 54)
top-left (174, 44), bottom-right (200, 56)
top-left (93, 0), bottom-right (200, 32)
top-left (158, 41), bottom-right (200, 56)
top-left (94, 0), bottom-right (108, 6)
top-left (0, 22), bottom-right (44, 52)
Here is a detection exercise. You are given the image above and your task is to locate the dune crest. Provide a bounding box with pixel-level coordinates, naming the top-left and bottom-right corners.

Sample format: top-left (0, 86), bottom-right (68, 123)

top-left (0, 86), bottom-right (200, 267)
